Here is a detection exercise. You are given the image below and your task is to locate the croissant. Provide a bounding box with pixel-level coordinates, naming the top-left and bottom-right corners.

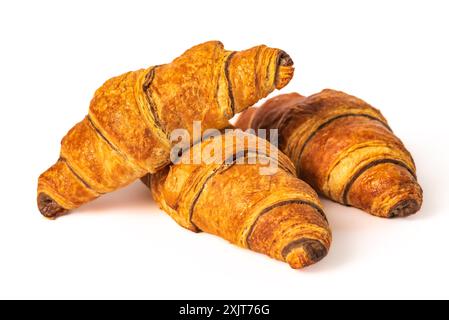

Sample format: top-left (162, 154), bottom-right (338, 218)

top-left (37, 41), bottom-right (294, 218)
top-left (236, 89), bottom-right (423, 218)
top-left (143, 130), bottom-right (331, 269)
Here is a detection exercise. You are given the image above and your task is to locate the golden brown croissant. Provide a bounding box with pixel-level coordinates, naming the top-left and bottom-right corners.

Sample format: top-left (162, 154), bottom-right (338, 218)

top-left (144, 131), bottom-right (331, 269)
top-left (37, 41), bottom-right (294, 218)
top-left (236, 89), bottom-right (423, 218)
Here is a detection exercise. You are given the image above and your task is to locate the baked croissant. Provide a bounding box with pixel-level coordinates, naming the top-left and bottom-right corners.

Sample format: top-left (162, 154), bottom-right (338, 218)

top-left (236, 89), bottom-right (423, 218)
top-left (37, 41), bottom-right (294, 218)
top-left (143, 131), bottom-right (331, 269)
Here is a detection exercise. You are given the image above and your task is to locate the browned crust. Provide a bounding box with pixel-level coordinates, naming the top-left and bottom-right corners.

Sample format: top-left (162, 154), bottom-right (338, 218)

top-left (224, 51), bottom-right (237, 116)
top-left (342, 158), bottom-right (416, 205)
top-left (142, 66), bottom-right (167, 138)
top-left (245, 200), bottom-right (327, 247)
top-left (59, 157), bottom-right (95, 191)
top-left (296, 114), bottom-right (392, 167)
top-left (345, 162), bottom-right (422, 218)
top-left (86, 115), bottom-right (121, 155)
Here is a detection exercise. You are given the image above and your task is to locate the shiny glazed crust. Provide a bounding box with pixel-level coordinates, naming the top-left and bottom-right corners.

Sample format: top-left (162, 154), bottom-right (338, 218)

top-left (37, 41), bottom-right (294, 218)
top-left (236, 89), bottom-right (423, 218)
top-left (145, 131), bottom-right (331, 269)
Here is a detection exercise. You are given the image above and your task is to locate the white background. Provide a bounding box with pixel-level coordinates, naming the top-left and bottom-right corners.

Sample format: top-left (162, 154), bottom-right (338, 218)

top-left (1, 0), bottom-right (448, 299)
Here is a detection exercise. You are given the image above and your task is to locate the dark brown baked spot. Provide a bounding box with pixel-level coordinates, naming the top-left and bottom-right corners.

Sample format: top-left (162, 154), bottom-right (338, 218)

top-left (277, 50), bottom-right (294, 67)
top-left (142, 66), bottom-right (167, 136)
top-left (274, 51), bottom-right (294, 88)
top-left (224, 52), bottom-right (236, 116)
top-left (281, 238), bottom-right (328, 263)
top-left (37, 193), bottom-right (67, 218)
top-left (388, 199), bottom-right (421, 218)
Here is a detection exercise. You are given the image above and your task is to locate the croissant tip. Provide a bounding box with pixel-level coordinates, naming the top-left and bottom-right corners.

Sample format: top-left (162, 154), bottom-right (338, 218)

top-left (388, 198), bottom-right (422, 218)
top-left (284, 238), bottom-right (328, 269)
top-left (275, 51), bottom-right (294, 90)
top-left (37, 193), bottom-right (68, 219)
top-left (278, 50), bottom-right (294, 67)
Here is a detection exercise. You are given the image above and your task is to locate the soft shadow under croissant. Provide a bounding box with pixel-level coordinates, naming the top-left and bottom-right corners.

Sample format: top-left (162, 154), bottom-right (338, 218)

top-left (236, 89), bottom-right (423, 218)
